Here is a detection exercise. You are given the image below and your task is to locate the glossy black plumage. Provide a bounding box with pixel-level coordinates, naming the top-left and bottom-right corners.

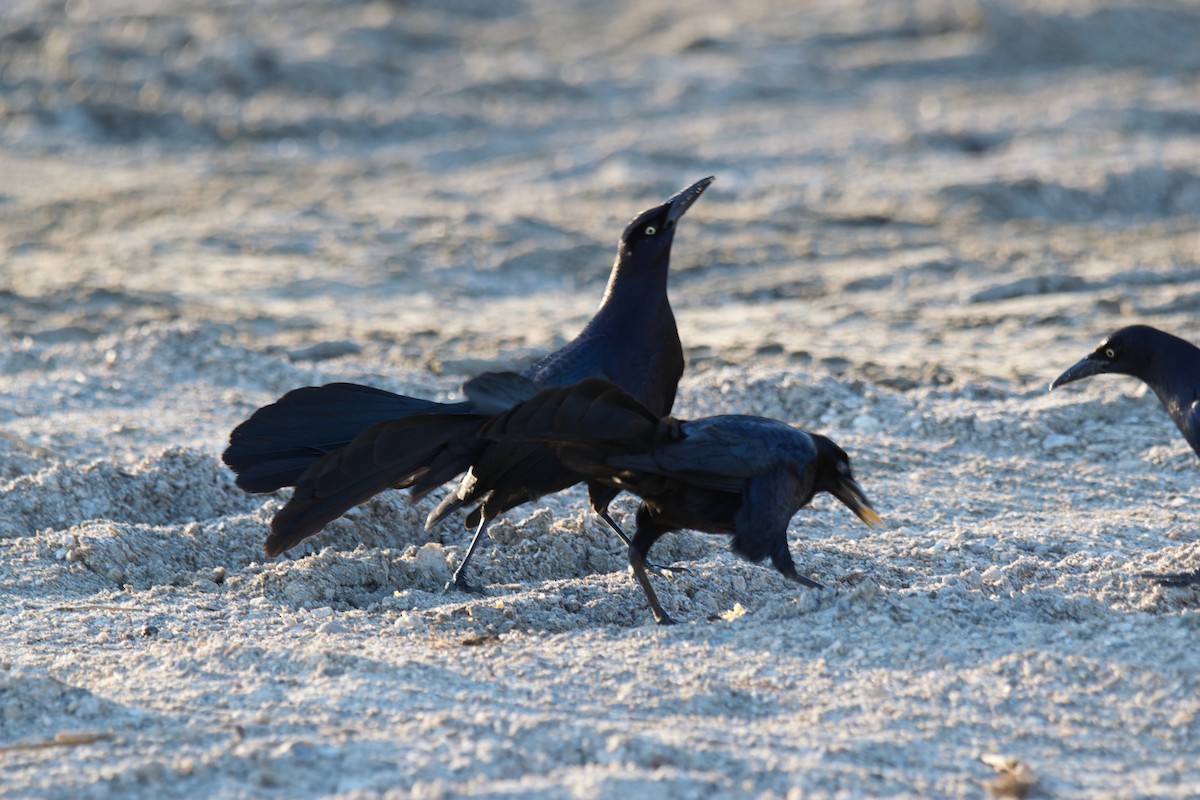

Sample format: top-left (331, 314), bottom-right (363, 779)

top-left (224, 383), bottom-right (465, 494)
top-left (263, 372), bottom-right (538, 557)
top-left (1051, 325), bottom-right (1200, 585)
top-left (480, 378), bottom-right (883, 624)
top-left (223, 178), bottom-right (712, 578)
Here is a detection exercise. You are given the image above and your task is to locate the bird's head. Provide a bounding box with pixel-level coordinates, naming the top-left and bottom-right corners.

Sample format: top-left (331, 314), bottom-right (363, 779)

top-left (810, 434), bottom-right (882, 528)
top-left (615, 176), bottom-right (713, 266)
top-left (1050, 325), bottom-right (1163, 389)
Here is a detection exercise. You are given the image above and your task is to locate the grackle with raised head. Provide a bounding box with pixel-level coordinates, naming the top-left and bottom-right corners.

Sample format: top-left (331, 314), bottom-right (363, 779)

top-left (1051, 324), bottom-right (1200, 586)
top-left (224, 177), bottom-right (713, 585)
top-left (480, 378), bottom-right (883, 624)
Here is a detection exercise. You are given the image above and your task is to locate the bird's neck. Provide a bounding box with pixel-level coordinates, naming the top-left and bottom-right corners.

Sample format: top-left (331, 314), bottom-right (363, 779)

top-left (588, 255), bottom-right (683, 416)
top-left (594, 257), bottom-right (671, 325)
top-left (1139, 334), bottom-right (1200, 419)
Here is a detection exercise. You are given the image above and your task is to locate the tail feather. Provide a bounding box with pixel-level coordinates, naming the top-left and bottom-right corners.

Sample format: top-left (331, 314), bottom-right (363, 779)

top-left (265, 413), bottom-right (486, 556)
top-left (407, 436), bottom-right (485, 503)
top-left (425, 492), bottom-right (470, 532)
top-left (223, 382), bottom-right (467, 493)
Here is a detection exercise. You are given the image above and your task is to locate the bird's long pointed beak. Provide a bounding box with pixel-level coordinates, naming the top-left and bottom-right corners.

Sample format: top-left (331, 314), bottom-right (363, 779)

top-left (1050, 356), bottom-right (1107, 390)
top-left (834, 478), bottom-right (883, 529)
top-left (665, 176), bottom-right (714, 225)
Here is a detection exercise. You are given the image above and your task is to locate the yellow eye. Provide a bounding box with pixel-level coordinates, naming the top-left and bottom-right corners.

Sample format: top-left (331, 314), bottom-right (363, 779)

top-left (644, 225), bottom-right (657, 235)
top-left (1104, 348), bottom-right (1115, 359)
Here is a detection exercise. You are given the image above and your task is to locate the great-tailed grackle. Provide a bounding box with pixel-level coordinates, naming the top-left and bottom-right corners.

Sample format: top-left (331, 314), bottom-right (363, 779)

top-left (480, 378), bottom-right (883, 624)
top-left (223, 177), bottom-right (713, 584)
top-left (1051, 324), bottom-right (1200, 586)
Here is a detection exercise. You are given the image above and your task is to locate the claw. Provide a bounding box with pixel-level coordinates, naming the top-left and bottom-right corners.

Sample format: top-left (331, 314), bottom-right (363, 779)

top-left (1142, 568), bottom-right (1200, 587)
top-left (444, 572), bottom-right (487, 594)
top-left (644, 560), bottom-right (685, 579)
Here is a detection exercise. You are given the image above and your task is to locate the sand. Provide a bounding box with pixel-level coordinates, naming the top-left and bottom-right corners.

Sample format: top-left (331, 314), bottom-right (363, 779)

top-left (2, 0), bottom-right (1199, 796)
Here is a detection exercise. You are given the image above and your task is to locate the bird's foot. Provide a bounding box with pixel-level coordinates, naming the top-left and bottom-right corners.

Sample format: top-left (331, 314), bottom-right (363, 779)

top-left (653, 612), bottom-right (677, 626)
top-left (1142, 568), bottom-right (1200, 587)
top-left (788, 573), bottom-right (826, 590)
top-left (645, 560), bottom-right (685, 579)
top-left (444, 573), bottom-right (486, 594)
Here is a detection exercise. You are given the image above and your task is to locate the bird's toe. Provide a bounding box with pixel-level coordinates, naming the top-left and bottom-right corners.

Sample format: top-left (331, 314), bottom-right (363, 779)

top-left (1142, 568), bottom-right (1200, 587)
top-left (645, 559), bottom-right (685, 578)
top-left (445, 575), bottom-right (487, 595)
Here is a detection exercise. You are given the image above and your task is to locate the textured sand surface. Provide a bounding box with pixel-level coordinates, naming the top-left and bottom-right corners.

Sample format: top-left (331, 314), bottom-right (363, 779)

top-left (2, 0), bottom-right (1199, 797)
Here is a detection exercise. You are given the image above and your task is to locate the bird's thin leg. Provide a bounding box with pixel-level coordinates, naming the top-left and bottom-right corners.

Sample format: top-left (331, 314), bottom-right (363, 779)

top-left (629, 544), bottom-right (673, 626)
top-left (597, 507), bottom-right (683, 577)
top-left (597, 508), bottom-right (633, 547)
top-left (1142, 568), bottom-right (1200, 587)
top-left (445, 517), bottom-right (492, 594)
top-left (770, 548), bottom-right (827, 590)
top-left (629, 507), bottom-right (675, 625)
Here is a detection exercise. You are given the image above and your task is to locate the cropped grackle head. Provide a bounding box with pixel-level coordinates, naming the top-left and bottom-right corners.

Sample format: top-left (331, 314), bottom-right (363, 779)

top-left (1050, 325), bottom-right (1164, 388)
top-left (617, 176), bottom-right (713, 263)
top-left (810, 434), bottom-right (883, 528)
top-left (1049, 324), bottom-right (1200, 585)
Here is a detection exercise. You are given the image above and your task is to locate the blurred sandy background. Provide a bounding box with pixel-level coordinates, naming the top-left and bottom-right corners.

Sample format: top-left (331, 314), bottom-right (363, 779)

top-left (2, 1), bottom-right (1199, 797)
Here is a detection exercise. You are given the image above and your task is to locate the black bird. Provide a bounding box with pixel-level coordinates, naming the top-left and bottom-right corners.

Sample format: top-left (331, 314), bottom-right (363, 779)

top-left (480, 378), bottom-right (883, 624)
top-left (1051, 324), bottom-right (1200, 586)
top-left (224, 177), bottom-right (713, 583)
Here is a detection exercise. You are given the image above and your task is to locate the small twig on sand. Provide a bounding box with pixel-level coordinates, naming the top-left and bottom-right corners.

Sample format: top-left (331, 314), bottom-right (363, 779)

top-left (51, 605), bottom-right (145, 612)
top-left (0, 731), bottom-right (118, 753)
top-left (0, 431), bottom-right (65, 459)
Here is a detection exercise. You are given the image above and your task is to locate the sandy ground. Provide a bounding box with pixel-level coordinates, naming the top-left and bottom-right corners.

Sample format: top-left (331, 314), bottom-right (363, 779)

top-left (3, 0), bottom-right (1200, 796)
